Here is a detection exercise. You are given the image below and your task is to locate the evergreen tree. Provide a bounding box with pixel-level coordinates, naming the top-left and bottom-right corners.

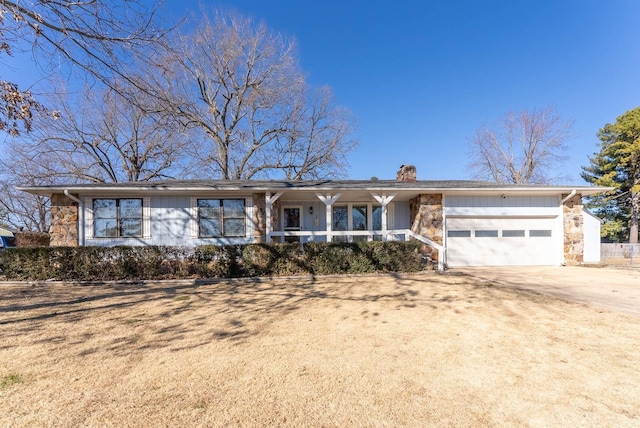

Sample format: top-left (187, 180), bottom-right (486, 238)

top-left (582, 107), bottom-right (640, 243)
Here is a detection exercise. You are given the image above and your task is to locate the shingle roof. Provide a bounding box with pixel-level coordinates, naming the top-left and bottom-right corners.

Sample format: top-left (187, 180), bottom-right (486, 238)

top-left (17, 179), bottom-right (610, 196)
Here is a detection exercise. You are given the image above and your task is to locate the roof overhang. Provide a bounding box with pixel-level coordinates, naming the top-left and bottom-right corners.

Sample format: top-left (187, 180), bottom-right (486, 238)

top-left (16, 181), bottom-right (613, 199)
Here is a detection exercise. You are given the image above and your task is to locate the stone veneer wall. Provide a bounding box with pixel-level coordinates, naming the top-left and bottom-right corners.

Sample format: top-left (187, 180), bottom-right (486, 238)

top-left (409, 194), bottom-right (443, 261)
top-left (49, 193), bottom-right (79, 247)
top-left (563, 193), bottom-right (584, 265)
top-left (270, 199), bottom-right (281, 242)
top-left (252, 193), bottom-right (266, 243)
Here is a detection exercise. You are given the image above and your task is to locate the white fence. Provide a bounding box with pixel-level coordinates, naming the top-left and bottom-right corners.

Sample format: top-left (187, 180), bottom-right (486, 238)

top-left (601, 243), bottom-right (640, 266)
top-left (269, 229), bottom-right (445, 271)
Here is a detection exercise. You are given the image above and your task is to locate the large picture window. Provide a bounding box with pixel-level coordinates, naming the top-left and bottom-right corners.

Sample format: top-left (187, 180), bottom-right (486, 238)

top-left (332, 204), bottom-right (383, 242)
top-left (198, 199), bottom-right (246, 238)
top-left (93, 198), bottom-right (143, 238)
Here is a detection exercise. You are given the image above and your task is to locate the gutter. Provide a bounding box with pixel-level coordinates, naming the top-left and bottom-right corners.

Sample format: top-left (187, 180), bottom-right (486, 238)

top-left (63, 190), bottom-right (83, 246)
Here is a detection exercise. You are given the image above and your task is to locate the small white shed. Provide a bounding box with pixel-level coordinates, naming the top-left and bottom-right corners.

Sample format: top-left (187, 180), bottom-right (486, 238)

top-left (582, 209), bottom-right (602, 263)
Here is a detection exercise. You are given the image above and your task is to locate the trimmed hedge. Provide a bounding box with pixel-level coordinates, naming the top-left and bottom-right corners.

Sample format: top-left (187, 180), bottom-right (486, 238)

top-left (14, 231), bottom-right (50, 247)
top-left (1, 241), bottom-right (425, 281)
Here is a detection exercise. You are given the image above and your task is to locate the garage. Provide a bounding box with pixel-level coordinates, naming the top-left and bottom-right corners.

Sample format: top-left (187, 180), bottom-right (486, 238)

top-left (445, 217), bottom-right (558, 267)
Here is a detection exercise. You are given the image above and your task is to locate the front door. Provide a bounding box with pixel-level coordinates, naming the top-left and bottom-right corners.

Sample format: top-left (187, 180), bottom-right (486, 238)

top-left (283, 206), bottom-right (302, 242)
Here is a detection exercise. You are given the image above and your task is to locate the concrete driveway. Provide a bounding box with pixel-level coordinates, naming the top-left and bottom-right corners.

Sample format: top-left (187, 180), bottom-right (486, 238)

top-left (457, 266), bottom-right (640, 318)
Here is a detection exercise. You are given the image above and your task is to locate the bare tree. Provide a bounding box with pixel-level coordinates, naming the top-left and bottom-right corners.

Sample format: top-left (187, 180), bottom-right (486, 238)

top-left (0, 81), bottom-right (192, 230)
top-left (17, 83), bottom-right (192, 184)
top-left (275, 86), bottom-right (357, 179)
top-left (467, 106), bottom-right (573, 184)
top-left (0, 153), bottom-right (50, 232)
top-left (140, 10), bottom-right (356, 180)
top-left (0, 0), bottom-right (171, 136)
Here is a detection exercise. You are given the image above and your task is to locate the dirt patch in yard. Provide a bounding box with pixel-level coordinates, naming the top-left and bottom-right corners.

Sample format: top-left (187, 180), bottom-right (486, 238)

top-left (1, 272), bottom-right (639, 427)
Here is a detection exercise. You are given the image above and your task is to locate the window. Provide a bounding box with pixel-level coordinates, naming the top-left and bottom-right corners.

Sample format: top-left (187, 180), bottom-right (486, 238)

top-left (283, 206), bottom-right (301, 243)
top-left (372, 205), bottom-right (383, 241)
top-left (372, 206), bottom-right (382, 231)
top-left (332, 206), bottom-right (348, 242)
top-left (530, 229), bottom-right (552, 237)
top-left (352, 205), bottom-right (367, 230)
top-left (503, 230), bottom-right (525, 237)
top-left (447, 230), bottom-right (471, 238)
top-left (198, 199), bottom-right (246, 238)
top-left (331, 204), bottom-right (384, 242)
top-left (93, 198), bottom-right (142, 238)
top-left (352, 205), bottom-right (367, 242)
top-left (475, 230), bottom-right (498, 237)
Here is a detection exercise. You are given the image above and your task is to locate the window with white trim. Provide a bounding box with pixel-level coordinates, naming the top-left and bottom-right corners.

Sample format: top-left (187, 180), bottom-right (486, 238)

top-left (198, 199), bottom-right (246, 238)
top-left (93, 198), bottom-right (143, 238)
top-left (331, 203), bottom-right (383, 242)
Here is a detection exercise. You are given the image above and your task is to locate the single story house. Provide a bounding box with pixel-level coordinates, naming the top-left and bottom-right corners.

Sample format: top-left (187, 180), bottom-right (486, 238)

top-left (18, 165), bottom-right (609, 270)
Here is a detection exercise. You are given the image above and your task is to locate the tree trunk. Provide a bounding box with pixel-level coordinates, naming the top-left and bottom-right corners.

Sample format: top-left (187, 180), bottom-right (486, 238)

top-left (630, 190), bottom-right (639, 244)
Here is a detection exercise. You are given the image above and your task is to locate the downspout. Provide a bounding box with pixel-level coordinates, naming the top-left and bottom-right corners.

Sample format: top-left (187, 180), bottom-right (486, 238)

top-left (63, 190), bottom-right (83, 246)
top-left (560, 189), bottom-right (577, 204)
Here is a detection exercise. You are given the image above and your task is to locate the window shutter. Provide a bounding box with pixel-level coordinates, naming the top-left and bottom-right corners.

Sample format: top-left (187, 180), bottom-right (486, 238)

top-left (84, 197), bottom-right (93, 239)
top-left (387, 203), bottom-right (395, 230)
top-left (143, 197), bottom-right (151, 238)
top-left (190, 197), bottom-right (198, 239)
top-left (245, 197), bottom-right (253, 238)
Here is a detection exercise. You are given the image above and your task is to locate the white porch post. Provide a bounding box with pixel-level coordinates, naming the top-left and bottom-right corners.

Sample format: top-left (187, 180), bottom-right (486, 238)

top-left (265, 191), bottom-right (283, 243)
top-left (315, 193), bottom-right (341, 242)
top-left (371, 192), bottom-right (396, 241)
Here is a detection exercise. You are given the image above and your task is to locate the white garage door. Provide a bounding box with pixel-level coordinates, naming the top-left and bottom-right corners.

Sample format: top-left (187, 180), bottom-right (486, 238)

top-left (446, 217), bottom-right (558, 267)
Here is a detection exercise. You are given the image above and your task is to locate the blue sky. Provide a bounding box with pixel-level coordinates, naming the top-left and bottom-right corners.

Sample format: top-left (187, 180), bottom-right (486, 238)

top-left (7, 1), bottom-right (640, 183)
top-left (191, 0), bottom-right (640, 183)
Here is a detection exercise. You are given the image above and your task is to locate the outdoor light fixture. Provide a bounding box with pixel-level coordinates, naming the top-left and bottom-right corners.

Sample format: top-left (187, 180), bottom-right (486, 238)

top-left (309, 206), bottom-right (313, 215)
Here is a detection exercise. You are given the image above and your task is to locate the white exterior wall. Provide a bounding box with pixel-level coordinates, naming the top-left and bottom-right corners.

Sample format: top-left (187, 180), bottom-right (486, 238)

top-left (82, 194), bottom-right (256, 247)
top-left (79, 195), bottom-right (399, 247)
top-left (445, 194), bottom-right (559, 216)
top-left (444, 194), bottom-right (564, 266)
top-left (583, 210), bottom-right (601, 263)
top-left (393, 201), bottom-right (410, 229)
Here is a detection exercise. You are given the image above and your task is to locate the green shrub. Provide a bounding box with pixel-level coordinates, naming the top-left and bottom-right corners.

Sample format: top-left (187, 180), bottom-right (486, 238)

top-left (1, 241), bottom-right (428, 281)
top-left (193, 245), bottom-right (241, 278)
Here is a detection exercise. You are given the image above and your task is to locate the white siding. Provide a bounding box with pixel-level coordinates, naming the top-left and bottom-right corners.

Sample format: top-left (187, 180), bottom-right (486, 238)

top-left (393, 201), bottom-right (409, 229)
top-left (446, 217), bottom-right (559, 266)
top-left (84, 194), bottom-right (255, 247)
top-left (154, 195), bottom-right (193, 246)
top-left (583, 210), bottom-right (601, 263)
top-left (445, 195), bottom-right (559, 217)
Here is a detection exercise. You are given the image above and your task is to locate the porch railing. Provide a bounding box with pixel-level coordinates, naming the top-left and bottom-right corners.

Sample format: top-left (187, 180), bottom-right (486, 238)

top-left (268, 229), bottom-right (445, 271)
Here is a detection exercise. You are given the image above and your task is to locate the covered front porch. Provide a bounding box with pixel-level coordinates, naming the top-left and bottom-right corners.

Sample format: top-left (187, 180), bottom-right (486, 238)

top-left (260, 188), bottom-right (445, 270)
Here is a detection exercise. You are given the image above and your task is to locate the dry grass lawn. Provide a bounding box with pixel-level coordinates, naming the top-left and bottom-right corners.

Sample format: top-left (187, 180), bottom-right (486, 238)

top-left (1, 272), bottom-right (639, 427)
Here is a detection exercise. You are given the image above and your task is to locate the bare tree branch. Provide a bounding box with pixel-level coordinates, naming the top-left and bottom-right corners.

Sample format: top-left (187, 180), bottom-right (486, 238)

top-left (13, 82), bottom-right (192, 184)
top-left (0, 0), bottom-right (176, 136)
top-left (138, 9), bottom-right (357, 180)
top-left (467, 106), bottom-right (573, 184)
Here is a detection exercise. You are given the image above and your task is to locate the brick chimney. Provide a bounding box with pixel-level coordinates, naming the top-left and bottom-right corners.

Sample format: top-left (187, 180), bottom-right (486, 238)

top-left (396, 164), bottom-right (416, 182)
